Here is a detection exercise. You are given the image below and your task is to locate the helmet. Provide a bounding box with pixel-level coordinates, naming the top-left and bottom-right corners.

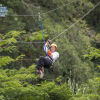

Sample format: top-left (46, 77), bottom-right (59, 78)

top-left (50, 43), bottom-right (58, 50)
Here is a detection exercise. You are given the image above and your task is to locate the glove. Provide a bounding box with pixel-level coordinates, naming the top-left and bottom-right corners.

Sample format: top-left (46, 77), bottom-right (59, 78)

top-left (48, 40), bottom-right (52, 44)
top-left (47, 50), bottom-right (52, 56)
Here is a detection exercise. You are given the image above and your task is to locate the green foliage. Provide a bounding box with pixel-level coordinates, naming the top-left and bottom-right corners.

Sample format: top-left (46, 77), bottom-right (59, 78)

top-left (0, 56), bottom-right (14, 67)
top-left (84, 47), bottom-right (100, 60)
top-left (0, 29), bottom-right (48, 68)
top-left (72, 94), bottom-right (100, 100)
top-left (0, 66), bottom-right (72, 100)
top-left (88, 77), bottom-right (100, 94)
top-left (0, 0), bottom-right (100, 99)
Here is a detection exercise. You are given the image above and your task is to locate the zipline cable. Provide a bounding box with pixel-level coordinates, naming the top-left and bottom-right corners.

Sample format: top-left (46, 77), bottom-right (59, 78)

top-left (51, 1), bottom-right (100, 41)
top-left (7, 1), bottom-right (75, 17)
top-left (41, 1), bottom-right (75, 15)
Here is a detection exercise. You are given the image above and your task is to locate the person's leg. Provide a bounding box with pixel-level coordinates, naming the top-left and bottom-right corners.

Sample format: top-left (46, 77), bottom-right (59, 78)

top-left (43, 57), bottom-right (53, 69)
top-left (39, 66), bottom-right (44, 79)
top-left (36, 56), bottom-right (44, 69)
top-left (42, 66), bottom-right (44, 72)
top-left (36, 56), bottom-right (46, 78)
top-left (36, 56), bottom-right (53, 78)
top-left (40, 58), bottom-right (52, 78)
top-left (40, 70), bottom-right (44, 78)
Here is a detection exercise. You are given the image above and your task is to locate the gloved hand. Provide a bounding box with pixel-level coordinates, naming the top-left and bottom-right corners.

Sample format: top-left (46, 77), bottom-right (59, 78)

top-left (47, 50), bottom-right (52, 56)
top-left (45, 40), bottom-right (52, 46)
top-left (48, 40), bottom-right (52, 44)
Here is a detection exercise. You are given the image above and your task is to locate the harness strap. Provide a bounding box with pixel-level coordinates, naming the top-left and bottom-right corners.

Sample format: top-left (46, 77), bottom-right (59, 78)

top-left (45, 56), bottom-right (53, 64)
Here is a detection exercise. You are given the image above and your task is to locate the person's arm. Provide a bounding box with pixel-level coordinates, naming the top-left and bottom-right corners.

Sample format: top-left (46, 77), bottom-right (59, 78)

top-left (44, 41), bottom-right (49, 53)
top-left (44, 40), bottom-right (52, 54)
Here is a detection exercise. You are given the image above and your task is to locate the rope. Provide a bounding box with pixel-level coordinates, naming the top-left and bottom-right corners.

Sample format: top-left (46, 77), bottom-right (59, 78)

top-left (39, 12), bottom-right (47, 55)
top-left (51, 1), bottom-right (100, 41)
top-left (7, 1), bottom-right (75, 17)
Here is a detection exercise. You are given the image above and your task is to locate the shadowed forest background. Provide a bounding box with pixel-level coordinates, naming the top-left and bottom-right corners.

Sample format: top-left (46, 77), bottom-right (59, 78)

top-left (0, 0), bottom-right (100, 100)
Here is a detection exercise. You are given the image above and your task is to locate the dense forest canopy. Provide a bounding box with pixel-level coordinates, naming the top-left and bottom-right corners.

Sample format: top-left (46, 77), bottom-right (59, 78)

top-left (0, 0), bottom-right (100, 100)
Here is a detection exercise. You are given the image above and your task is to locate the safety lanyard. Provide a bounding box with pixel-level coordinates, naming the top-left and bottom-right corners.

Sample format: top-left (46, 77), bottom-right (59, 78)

top-left (39, 12), bottom-right (47, 56)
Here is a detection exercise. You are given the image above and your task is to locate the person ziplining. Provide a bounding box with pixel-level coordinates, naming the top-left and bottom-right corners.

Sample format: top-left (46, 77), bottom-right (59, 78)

top-left (36, 12), bottom-right (59, 78)
top-left (36, 40), bottom-right (59, 78)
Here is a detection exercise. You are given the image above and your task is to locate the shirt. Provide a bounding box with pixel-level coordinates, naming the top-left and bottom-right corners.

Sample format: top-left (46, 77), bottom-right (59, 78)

top-left (44, 44), bottom-right (59, 63)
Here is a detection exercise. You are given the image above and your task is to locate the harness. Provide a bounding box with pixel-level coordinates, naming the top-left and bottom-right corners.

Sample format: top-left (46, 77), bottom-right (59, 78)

top-left (45, 56), bottom-right (53, 64)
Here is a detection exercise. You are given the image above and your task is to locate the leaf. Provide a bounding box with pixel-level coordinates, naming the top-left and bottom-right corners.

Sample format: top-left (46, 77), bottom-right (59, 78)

top-left (0, 56), bottom-right (14, 67)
